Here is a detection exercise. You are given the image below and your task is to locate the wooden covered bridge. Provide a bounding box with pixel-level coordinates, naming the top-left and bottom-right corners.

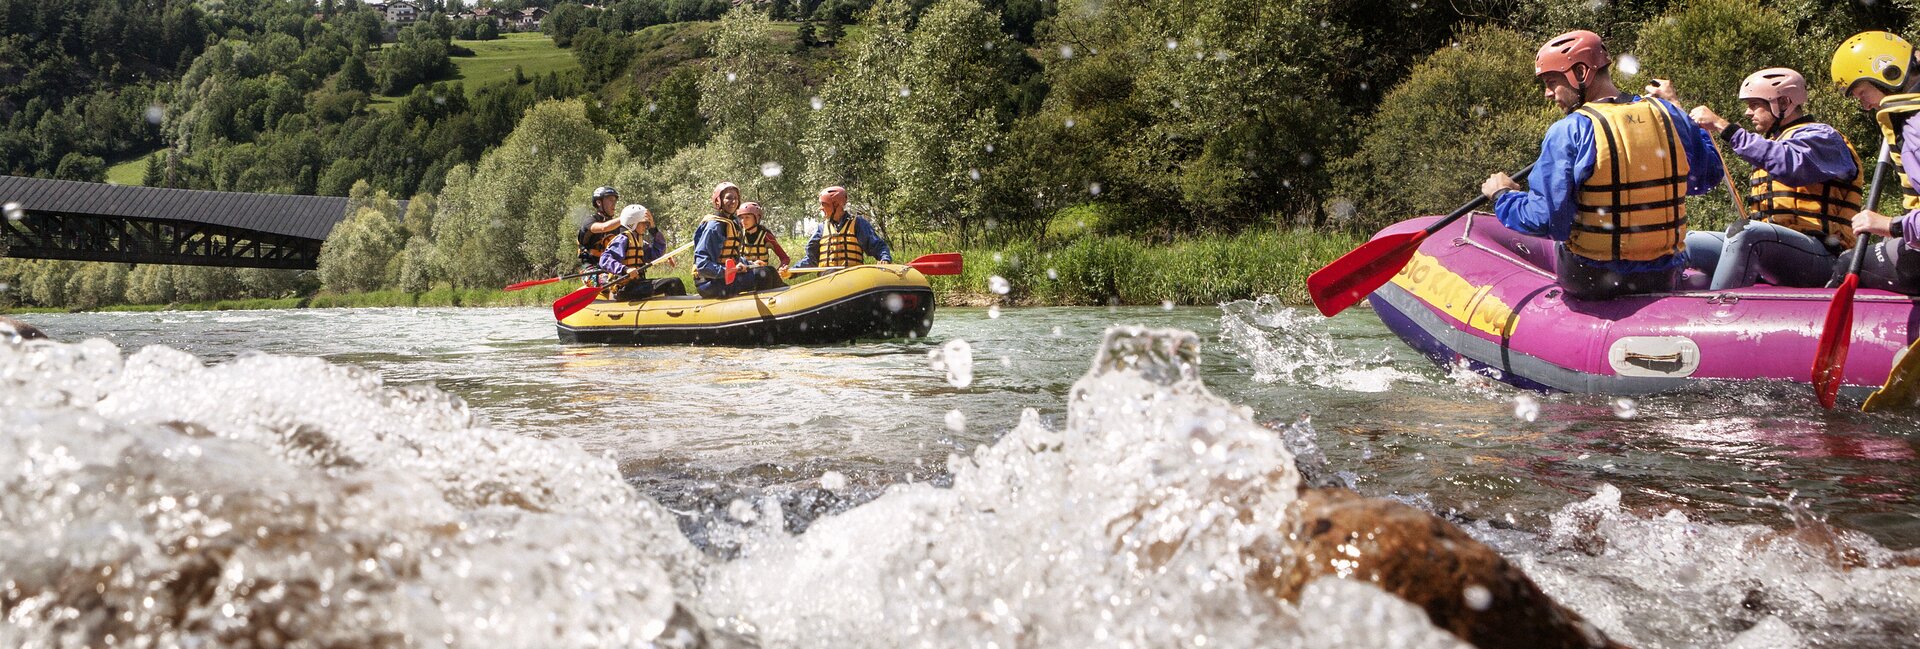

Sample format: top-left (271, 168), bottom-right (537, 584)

top-left (0, 176), bottom-right (358, 270)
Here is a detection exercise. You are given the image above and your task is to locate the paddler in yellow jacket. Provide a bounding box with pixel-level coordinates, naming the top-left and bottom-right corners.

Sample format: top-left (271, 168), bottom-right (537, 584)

top-left (1650, 68), bottom-right (1864, 290)
top-left (1829, 31), bottom-right (1920, 295)
top-left (794, 186), bottom-right (892, 271)
top-left (1480, 30), bottom-right (1723, 300)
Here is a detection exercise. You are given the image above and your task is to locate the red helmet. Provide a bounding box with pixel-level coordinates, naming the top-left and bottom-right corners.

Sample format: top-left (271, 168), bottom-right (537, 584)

top-left (1739, 67), bottom-right (1808, 120)
top-left (819, 186), bottom-right (848, 216)
top-left (1535, 30), bottom-right (1609, 78)
top-left (711, 182), bottom-right (740, 211)
top-left (737, 202), bottom-right (763, 219)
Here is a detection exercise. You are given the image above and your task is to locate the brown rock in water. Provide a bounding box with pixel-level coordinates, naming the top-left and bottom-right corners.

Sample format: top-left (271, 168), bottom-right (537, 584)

top-left (1252, 488), bottom-right (1624, 649)
top-left (0, 315), bottom-right (47, 340)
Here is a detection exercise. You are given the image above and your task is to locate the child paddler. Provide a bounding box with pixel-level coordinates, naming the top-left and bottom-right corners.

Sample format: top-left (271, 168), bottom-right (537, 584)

top-left (736, 202), bottom-right (790, 289)
top-left (594, 204), bottom-right (687, 300)
top-left (692, 182), bottom-right (782, 298)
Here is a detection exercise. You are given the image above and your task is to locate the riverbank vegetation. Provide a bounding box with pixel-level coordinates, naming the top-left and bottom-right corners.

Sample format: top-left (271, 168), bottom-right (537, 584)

top-left (4, 0), bottom-right (1914, 312)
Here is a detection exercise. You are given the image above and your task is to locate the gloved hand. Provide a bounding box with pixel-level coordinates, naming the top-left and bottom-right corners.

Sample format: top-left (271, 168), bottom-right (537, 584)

top-left (618, 204), bottom-right (651, 230)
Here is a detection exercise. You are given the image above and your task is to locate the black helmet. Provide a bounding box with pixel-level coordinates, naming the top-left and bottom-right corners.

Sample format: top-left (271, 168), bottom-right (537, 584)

top-left (591, 186), bottom-right (619, 204)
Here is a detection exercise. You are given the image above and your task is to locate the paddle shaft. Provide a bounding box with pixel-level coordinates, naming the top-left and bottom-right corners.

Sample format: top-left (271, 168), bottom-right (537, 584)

top-left (1427, 161), bottom-right (1538, 238)
top-left (1811, 139), bottom-right (1892, 407)
top-left (1847, 140), bottom-right (1893, 277)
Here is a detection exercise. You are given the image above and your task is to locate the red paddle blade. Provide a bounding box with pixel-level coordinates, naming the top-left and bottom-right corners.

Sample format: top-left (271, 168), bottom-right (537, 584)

top-left (1812, 274), bottom-right (1860, 409)
top-left (553, 284), bottom-right (604, 321)
top-left (725, 258), bottom-right (738, 285)
top-left (905, 252), bottom-right (962, 267)
top-left (1306, 231), bottom-right (1427, 317)
top-left (505, 276), bottom-right (562, 291)
top-left (906, 260), bottom-right (962, 276)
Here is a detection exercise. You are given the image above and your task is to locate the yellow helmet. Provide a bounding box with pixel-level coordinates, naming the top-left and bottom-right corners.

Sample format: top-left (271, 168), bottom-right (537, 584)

top-left (1832, 31), bottom-right (1914, 93)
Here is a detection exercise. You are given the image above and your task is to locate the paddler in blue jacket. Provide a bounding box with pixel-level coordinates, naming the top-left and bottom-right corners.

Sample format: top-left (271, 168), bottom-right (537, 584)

top-left (692, 181), bottom-right (781, 298)
top-left (1653, 68), bottom-right (1863, 290)
top-left (1830, 31), bottom-right (1920, 295)
top-left (794, 186), bottom-right (891, 271)
top-left (1480, 30), bottom-right (1723, 301)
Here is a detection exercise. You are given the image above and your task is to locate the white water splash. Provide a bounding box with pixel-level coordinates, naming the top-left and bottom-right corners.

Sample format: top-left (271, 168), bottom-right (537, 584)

top-left (0, 339), bottom-right (707, 647)
top-left (1217, 296), bottom-right (1418, 392)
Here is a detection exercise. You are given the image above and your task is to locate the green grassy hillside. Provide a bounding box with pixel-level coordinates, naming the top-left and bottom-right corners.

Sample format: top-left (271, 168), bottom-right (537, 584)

top-left (371, 32), bottom-right (581, 110)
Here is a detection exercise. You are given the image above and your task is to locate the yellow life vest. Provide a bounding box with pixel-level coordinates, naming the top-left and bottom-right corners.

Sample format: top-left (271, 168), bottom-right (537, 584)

top-left (818, 217), bottom-right (864, 268)
top-left (740, 226), bottom-right (773, 265)
top-left (1748, 121), bottom-right (1863, 249)
top-left (699, 213), bottom-right (741, 261)
top-left (1874, 93), bottom-right (1920, 211)
top-left (1569, 98), bottom-right (1691, 263)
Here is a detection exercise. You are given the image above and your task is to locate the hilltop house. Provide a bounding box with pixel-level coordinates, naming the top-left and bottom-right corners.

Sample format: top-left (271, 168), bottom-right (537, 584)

top-left (515, 7), bottom-right (547, 31)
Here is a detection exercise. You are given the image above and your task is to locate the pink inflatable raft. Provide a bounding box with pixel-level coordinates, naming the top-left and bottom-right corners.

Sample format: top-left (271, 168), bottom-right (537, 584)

top-left (1365, 214), bottom-right (1918, 396)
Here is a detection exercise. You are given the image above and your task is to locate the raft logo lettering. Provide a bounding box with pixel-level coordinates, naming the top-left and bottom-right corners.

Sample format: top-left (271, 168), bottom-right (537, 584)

top-left (1391, 253), bottom-right (1518, 338)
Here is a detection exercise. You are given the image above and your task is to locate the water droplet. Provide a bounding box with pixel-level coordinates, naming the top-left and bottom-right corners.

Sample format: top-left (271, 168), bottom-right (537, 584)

top-left (898, 86), bottom-right (912, 97)
top-left (1161, 300), bottom-right (1174, 311)
top-left (760, 161), bottom-right (784, 177)
top-left (1617, 53), bottom-right (1640, 76)
top-left (3, 202), bottom-right (21, 221)
top-left (1612, 398), bottom-right (1637, 419)
top-left (1088, 182), bottom-right (1102, 196)
top-left (1059, 45), bottom-right (1075, 59)
top-left (945, 409), bottom-right (967, 432)
top-left (988, 276), bottom-right (1011, 294)
top-left (885, 294), bottom-right (905, 312)
top-left (819, 471), bottom-right (848, 491)
top-left (727, 499), bottom-right (757, 522)
top-left (999, 355), bottom-right (1011, 368)
top-left (1050, 325), bottom-right (1062, 336)
top-left (1046, 268), bottom-right (1058, 280)
top-left (647, 101), bottom-right (658, 113)
top-left (144, 105), bottom-right (164, 124)
top-left (432, 94), bottom-right (446, 105)
top-left (985, 144), bottom-right (995, 153)
top-left (968, 168), bottom-right (980, 181)
top-left (1513, 394), bottom-right (1540, 422)
top-left (1165, 38), bottom-right (1179, 50)
top-left (1464, 584), bottom-right (1491, 610)
top-left (726, 72), bottom-right (738, 83)
top-left (810, 95), bottom-right (824, 110)
top-left (928, 339), bottom-right (974, 388)
top-left (987, 305), bottom-right (1001, 319)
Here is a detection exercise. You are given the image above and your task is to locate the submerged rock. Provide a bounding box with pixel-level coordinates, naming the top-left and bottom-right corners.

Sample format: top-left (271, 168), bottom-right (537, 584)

top-left (1255, 487), bottom-right (1622, 649)
top-left (0, 315), bottom-right (46, 341)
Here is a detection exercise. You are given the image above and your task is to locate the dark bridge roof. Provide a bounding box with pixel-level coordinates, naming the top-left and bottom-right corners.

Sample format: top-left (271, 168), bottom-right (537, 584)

top-left (0, 175), bottom-right (352, 240)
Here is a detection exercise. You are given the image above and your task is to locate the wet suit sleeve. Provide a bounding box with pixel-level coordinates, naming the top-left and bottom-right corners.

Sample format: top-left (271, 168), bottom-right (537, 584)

top-left (1899, 117), bottom-right (1920, 251)
top-left (795, 226), bottom-right (824, 268)
top-left (1726, 123), bottom-right (1859, 188)
top-left (768, 235), bottom-right (791, 266)
top-left (597, 233), bottom-right (630, 275)
top-left (1657, 97), bottom-right (1723, 197)
top-left (1494, 114), bottom-right (1593, 241)
top-left (857, 218), bottom-right (892, 263)
top-left (692, 221), bottom-right (727, 280)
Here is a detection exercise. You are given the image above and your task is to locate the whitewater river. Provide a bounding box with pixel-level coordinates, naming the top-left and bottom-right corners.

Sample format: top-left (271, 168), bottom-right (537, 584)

top-left (5, 298), bottom-right (1918, 647)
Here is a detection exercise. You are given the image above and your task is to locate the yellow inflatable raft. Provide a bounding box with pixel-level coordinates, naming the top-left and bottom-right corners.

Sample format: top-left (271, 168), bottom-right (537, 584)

top-left (556, 264), bottom-right (936, 345)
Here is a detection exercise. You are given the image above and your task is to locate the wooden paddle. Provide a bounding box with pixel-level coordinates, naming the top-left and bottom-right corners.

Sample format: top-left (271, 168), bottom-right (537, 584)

top-left (785, 253), bottom-right (964, 276)
top-left (1863, 338), bottom-right (1920, 412)
top-left (1307, 162), bottom-right (1536, 317)
top-left (1812, 139), bottom-right (1892, 409)
top-left (506, 269), bottom-right (604, 292)
top-left (552, 241), bottom-right (695, 321)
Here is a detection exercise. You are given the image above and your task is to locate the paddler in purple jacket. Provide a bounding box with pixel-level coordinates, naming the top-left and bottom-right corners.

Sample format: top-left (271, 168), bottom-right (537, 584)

top-left (1481, 30), bottom-right (1723, 301)
top-left (1830, 31), bottom-right (1920, 295)
top-left (1651, 68), bottom-right (1864, 290)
